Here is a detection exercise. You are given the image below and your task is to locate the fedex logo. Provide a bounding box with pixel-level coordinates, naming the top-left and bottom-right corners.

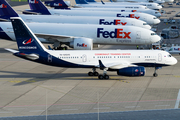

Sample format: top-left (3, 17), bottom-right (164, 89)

top-left (0, 4), bottom-right (7, 8)
top-left (174, 48), bottom-right (180, 51)
top-left (97, 28), bottom-right (131, 39)
top-left (99, 19), bottom-right (127, 26)
top-left (29, 0), bottom-right (38, 4)
top-left (132, 10), bottom-right (137, 12)
top-left (77, 43), bottom-right (87, 47)
top-left (117, 14), bottom-right (140, 19)
top-left (54, 3), bottom-right (62, 6)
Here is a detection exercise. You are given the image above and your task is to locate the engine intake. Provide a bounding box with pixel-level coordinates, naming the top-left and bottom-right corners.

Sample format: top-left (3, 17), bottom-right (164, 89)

top-left (117, 66), bottom-right (145, 76)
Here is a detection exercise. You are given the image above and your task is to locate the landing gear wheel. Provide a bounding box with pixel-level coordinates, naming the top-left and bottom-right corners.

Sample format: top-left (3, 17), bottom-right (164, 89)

top-left (98, 75), bottom-right (104, 79)
top-left (93, 72), bottom-right (99, 76)
top-left (153, 73), bottom-right (158, 77)
top-left (88, 72), bottom-right (94, 76)
top-left (104, 75), bottom-right (109, 79)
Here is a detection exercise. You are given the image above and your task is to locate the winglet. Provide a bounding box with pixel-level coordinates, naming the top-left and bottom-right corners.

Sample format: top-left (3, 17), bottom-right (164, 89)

top-left (99, 60), bottom-right (106, 70)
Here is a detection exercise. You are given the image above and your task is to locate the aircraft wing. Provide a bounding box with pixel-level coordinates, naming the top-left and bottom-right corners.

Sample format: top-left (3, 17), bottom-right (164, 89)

top-left (79, 60), bottom-right (137, 69)
top-left (35, 33), bottom-right (74, 41)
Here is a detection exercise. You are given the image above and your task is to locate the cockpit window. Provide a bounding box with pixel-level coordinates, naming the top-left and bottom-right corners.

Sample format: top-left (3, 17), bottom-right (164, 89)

top-left (155, 12), bottom-right (158, 14)
top-left (153, 17), bottom-right (157, 19)
top-left (151, 33), bottom-right (157, 35)
top-left (143, 23), bottom-right (148, 25)
top-left (168, 54), bottom-right (172, 57)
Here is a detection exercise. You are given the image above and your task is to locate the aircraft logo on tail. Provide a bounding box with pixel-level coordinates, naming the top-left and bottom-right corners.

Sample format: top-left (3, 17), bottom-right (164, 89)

top-left (29, 0), bottom-right (38, 4)
top-left (54, 3), bottom-right (63, 6)
top-left (23, 38), bottom-right (33, 45)
top-left (135, 69), bottom-right (138, 72)
top-left (0, 4), bottom-right (7, 8)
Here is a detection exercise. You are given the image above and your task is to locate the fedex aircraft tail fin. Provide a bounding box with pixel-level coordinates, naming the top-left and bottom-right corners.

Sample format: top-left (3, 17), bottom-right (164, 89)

top-left (0, 0), bottom-right (18, 20)
top-left (44, 0), bottom-right (70, 9)
top-left (10, 17), bottom-right (46, 54)
top-left (26, 0), bottom-right (51, 15)
top-left (75, 0), bottom-right (88, 4)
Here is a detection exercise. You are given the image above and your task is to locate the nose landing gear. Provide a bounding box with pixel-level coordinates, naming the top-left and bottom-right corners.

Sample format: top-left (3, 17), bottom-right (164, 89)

top-left (153, 67), bottom-right (162, 77)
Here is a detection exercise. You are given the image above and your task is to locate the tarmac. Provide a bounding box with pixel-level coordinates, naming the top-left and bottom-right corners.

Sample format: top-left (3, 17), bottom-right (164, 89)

top-left (0, 0), bottom-right (180, 119)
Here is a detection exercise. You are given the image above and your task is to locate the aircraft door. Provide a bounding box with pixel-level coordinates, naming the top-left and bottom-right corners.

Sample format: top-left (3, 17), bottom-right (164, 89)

top-left (136, 31), bottom-right (141, 39)
top-left (158, 53), bottom-right (162, 62)
top-left (82, 54), bottom-right (87, 62)
top-left (48, 54), bottom-right (52, 63)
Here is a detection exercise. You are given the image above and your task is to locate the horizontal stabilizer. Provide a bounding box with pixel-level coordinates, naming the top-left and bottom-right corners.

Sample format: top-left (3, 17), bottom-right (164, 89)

top-left (5, 48), bottom-right (19, 53)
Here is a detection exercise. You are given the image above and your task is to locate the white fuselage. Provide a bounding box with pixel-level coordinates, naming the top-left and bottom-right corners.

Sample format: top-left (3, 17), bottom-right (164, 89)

top-left (46, 49), bottom-right (177, 68)
top-left (0, 22), bottom-right (160, 45)
top-left (47, 10), bottom-right (160, 25)
top-left (84, 2), bottom-right (162, 10)
top-left (69, 7), bottom-right (161, 17)
top-left (19, 15), bottom-right (151, 29)
top-left (109, 0), bottom-right (165, 4)
top-left (74, 4), bottom-right (147, 9)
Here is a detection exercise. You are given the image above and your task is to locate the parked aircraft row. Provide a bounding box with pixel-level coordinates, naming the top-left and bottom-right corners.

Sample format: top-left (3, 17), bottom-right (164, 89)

top-left (0, 0), bottom-right (159, 50)
top-left (45, 1), bottom-right (161, 17)
top-left (1, 0), bottom-right (177, 79)
top-left (5, 17), bottom-right (177, 79)
top-left (23, 0), bottom-right (160, 25)
top-left (73, 0), bottom-right (162, 10)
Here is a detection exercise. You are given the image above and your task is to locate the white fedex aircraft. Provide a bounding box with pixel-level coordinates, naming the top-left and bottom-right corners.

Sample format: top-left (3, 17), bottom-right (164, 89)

top-left (6, 17), bottom-right (177, 79)
top-left (76, 0), bottom-right (162, 10)
top-left (68, 8), bottom-right (161, 17)
top-left (35, 10), bottom-right (160, 25)
top-left (42, 0), bottom-right (161, 17)
top-left (23, 0), bottom-right (160, 25)
top-left (0, 22), bottom-right (160, 50)
top-left (114, 0), bottom-right (165, 4)
top-left (0, 0), bottom-right (151, 30)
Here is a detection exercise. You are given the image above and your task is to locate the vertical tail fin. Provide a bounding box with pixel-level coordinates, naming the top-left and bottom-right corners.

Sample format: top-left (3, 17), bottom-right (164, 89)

top-left (75, 0), bottom-right (88, 4)
top-left (10, 17), bottom-right (46, 53)
top-left (44, 0), bottom-right (70, 9)
top-left (27, 0), bottom-right (51, 15)
top-left (0, 0), bottom-right (18, 20)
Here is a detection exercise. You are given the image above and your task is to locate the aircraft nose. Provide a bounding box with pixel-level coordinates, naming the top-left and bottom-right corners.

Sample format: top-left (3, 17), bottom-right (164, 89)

top-left (158, 6), bottom-right (162, 9)
top-left (154, 19), bottom-right (161, 24)
top-left (172, 57), bottom-right (178, 65)
top-left (145, 25), bottom-right (151, 29)
top-left (152, 35), bottom-right (161, 43)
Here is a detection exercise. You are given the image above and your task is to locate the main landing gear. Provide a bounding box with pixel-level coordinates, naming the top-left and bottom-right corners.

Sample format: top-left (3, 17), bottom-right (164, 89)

top-left (88, 68), bottom-right (109, 80)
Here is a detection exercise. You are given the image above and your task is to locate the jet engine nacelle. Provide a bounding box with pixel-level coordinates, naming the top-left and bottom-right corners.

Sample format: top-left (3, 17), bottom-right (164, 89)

top-left (117, 66), bottom-right (145, 76)
top-left (70, 38), bottom-right (93, 50)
